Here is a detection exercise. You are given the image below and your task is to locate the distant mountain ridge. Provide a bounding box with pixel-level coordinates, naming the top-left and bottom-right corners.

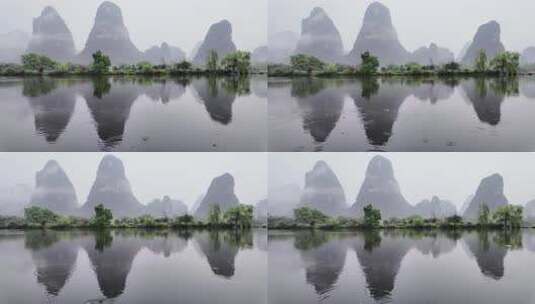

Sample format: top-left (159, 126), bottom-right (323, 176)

top-left (276, 2), bottom-right (512, 66)
top-left (0, 155), bottom-right (248, 220)
top-left (15, 2), bottom-right (249, 65)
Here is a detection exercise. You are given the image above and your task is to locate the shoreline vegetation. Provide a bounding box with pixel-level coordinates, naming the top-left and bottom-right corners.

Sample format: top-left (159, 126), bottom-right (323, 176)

top-left (268, 205), bottom-right (535, 230)
top-left (0, 49), bottom-right (266, 77)
top-left (0, 204), bottom-right (264, 230)
top-left (268, 50), bottom-right (532, 78)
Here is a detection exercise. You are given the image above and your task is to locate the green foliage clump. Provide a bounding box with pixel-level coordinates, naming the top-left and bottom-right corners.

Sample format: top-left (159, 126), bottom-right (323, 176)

top-left (208, 205), bottom-right (222, 225)
top-left (359, 51), bottom-right (380, 75)
top-left (91, 51), bottom-right (111, 74)
top-left (0, 215), bottom-right (26, 228)
top-left (175, 214), bottom-right (195, 226)
top-left (294, 206), bottom-right (329, 227)
top-left (21, 53), bottom-right (58, 73)
top-left (290, 54), bottom-right (325, 75)
top-left (490, 51), bottom-right (520, 76)
top-left (363, 204), bottom-right (382, 227)
top-left (136, 61), bottom-right (154, 74)
top-left (24, 206), bottom-right (59, 227)
top-left (493, 205), bottom-right (523, 229)
top-left (223, 204), bottom-right (254, 229)
top-left (474, 50), bottom-right (488, 72)
top-left (175, 60), bottom-right (192, 71)
top-left (478, 204), bottom-right (491, 226)
top-left (207, 50), bottom-right (219, 71)
top-left (221, 51), bottom-right (251, 75)
top-left (90, 204), bottom-right (113, 228)
top-left (443, 61), bottom-right (460, 71)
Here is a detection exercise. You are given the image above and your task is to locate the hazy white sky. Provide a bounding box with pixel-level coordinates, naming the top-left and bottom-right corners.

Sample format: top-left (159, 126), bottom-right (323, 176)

top-left (0, 0), bottom-right (267, 53)
top-left (269, 153), bottom-right (535, 207)
top-left (0, 152), bottom-right (267, 207)
top-left (269, 0), bottom-right (535, 55)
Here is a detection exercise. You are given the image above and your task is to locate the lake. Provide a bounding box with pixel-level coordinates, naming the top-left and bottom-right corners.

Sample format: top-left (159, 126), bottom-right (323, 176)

top-left (0, 76), bottom-right (267, 151)
top-left (0, 229), bottom-right (267, 304)
top-left (269, 77), bottom-right (535, 151)
top-left (269, 229), bottom-right (535, 304)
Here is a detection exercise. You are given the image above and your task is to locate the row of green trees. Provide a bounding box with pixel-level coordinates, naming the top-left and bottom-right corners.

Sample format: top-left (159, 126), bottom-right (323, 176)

top-left (2, 203), bottom-right (255, 229)
top-left (10, 49), bottom-right (253, 76)
top-left (270, 50), bottom-right (520, 77)
top-left (474, 50), bottom-right (520, 75)
top-left (478, 204), bottom-right (524, 229)
top-left (269, 203), bottom-right (526, 230)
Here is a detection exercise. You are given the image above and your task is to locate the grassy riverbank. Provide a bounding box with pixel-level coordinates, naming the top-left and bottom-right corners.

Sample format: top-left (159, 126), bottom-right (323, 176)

top-left (268, 205), bottom-right (533, 230)
top-left (0, 205), bottom-right (265, 230)
top-left (0, 50), bottom-right (266, 77)
top-left (268, 51), bottom-right (526, 77)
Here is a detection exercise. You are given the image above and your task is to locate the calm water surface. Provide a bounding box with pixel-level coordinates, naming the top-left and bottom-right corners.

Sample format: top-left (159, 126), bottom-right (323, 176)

top-left (0, 229), bottom-right (267, 304)
top-left (269, 77), bottom-right (535, 151)
top-left (269, 230), bottom-right (535, 304)
top-left (0, 76), bottom-right (267, 151)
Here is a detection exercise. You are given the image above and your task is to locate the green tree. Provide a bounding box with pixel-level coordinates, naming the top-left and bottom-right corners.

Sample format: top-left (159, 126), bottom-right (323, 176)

top-left (359, 52), bottom-right (380, 75)
top-left (207, 50), bottom-right (219, 72)
top-left (136, 61), bottom-right (153, 73)
top-left (445, 214), bottom-right (463, 225)
top-left (224, 204), bottom-right (254, 229)
top-left (21, 53), bottom-right (58, 73)
top-left (478, 203), bottom-right (491, 226)
top-left (290, 54), bottom-right (325, 75)
top-left (91, 51), bottom-right (111, 74)
top-left (175, 60), bottom-right (192, 70)
top-left (294, 207), bottom-right (329, 227)
top-left (24, 206), bottom-right (59, 227)
top-left (474, 49), bottom-right (488, 72)
top-left (221, 51), bottom-right (251, 75)
top-left (208, 205), bottom-right (222, 225)
top-left (91, 204), bottom-right (113, 228)
top-left (490, 52), bottom-right (520, 76)
top-left (492, 205), bottom-right (523, 229)
top-left (363, 204), bottom-right (381, 227)
top-left (176, 214), bottom-right (194, 225)
top-left (443, 61), bottom-right (460, 71)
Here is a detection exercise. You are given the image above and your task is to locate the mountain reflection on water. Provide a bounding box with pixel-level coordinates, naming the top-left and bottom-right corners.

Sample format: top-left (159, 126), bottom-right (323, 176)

top-left (268, 229), bottom-right (535, 304)
top-left (269, 76), bottom-right (535, 152)
top-left (0, 229), bottom-right (266, 304)
top-left (0, 76), bottom-right (266, 151)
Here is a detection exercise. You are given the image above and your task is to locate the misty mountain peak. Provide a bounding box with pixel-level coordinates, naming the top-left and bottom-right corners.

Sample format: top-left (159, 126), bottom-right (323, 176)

top-left (30, 160), bottom-right (78, 215)
top-left (192, 19), bottom-right (237, 65)
top-left (295, 6), bottom-right (344, 63)
top-left (415, 196), bottom-right (456, 219)
top-left (78, 1), bottom-right (141, 64)
top-left (194, 173), bottom-right (240, 219)
top-left (81, 155), bottom-right (143, 218)
top-left (347, 1), bottom-right (409, 65)
top-left (365, 2), bottom-right (393, 27)
top-left (97, 154), bottom-right (126, 179)
top-left (300, 160), bottom-right (346, 216)
top-left (96, 1), bottom-right (124, 24)
top-left (41, 6), bottom-right (60, 17)
top-left (351, 155), bottom-right (413, 218)
top-left (310, 7), bottom-right (328, 18)
top-left (463, 173), bottom-right (508, 220)
top-left (27, 5), bottom-right (76, 61)
top-left (461, 20), bottom-right (505, 65)
top-left (366, 155), bottom-right (394, 178)
top-left (42, 160), bottom-right (62, 175)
